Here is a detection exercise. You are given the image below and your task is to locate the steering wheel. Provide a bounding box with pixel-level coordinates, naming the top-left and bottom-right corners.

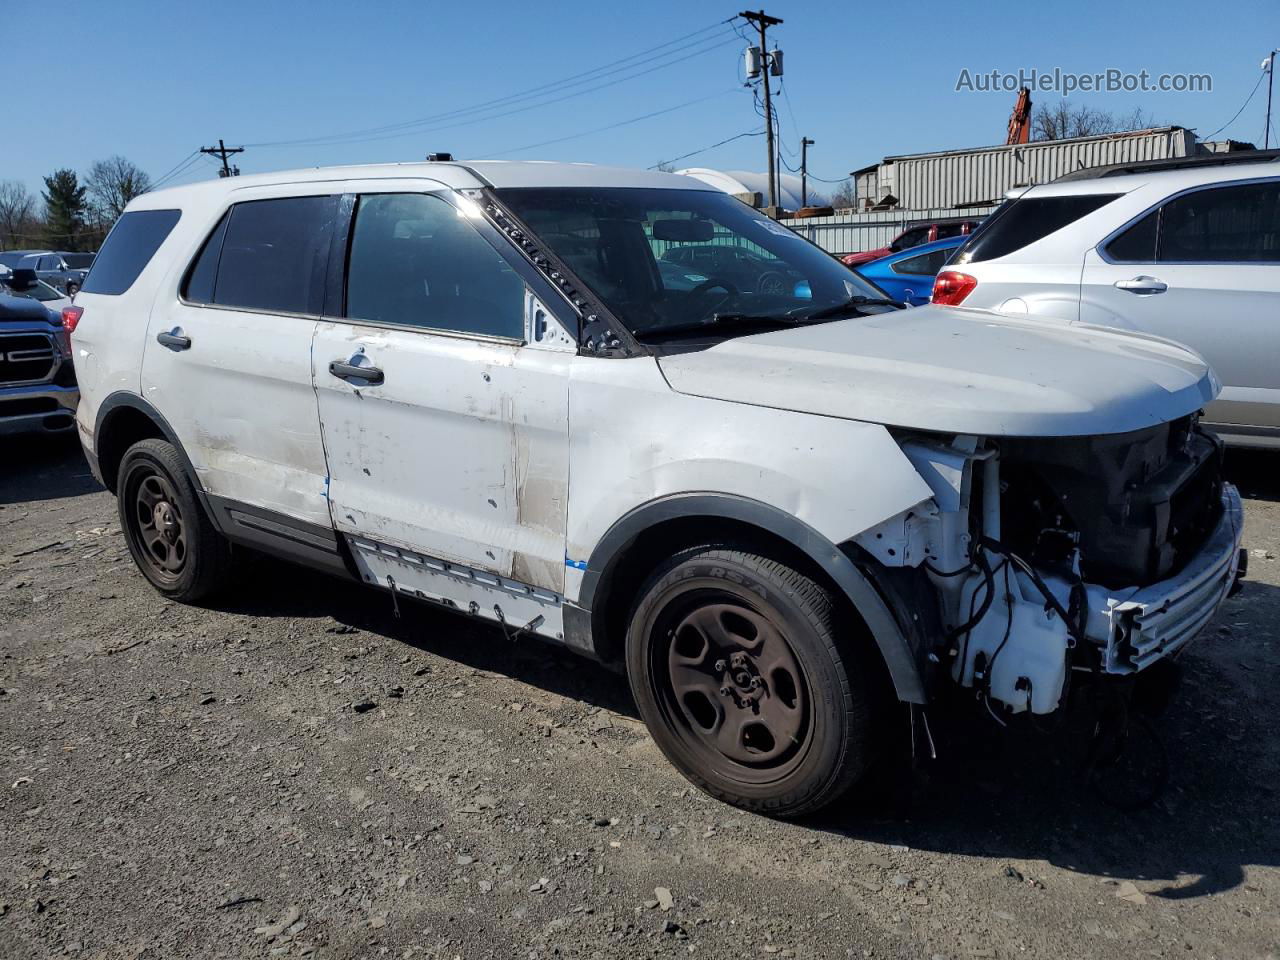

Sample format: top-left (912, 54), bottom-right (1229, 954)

top-left (681, 277), bottom-right (738, 320)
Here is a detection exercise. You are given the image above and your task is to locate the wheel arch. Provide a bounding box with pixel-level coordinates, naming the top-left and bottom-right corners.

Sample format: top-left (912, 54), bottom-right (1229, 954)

top-left (576, 494), bottom-right (927, 704)
top-left (93, 393), bottom-right (219, 527)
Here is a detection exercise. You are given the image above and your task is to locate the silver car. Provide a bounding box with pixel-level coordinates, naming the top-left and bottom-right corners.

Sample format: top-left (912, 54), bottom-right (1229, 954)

top-left (931, 155), bottom-right (1280, 448)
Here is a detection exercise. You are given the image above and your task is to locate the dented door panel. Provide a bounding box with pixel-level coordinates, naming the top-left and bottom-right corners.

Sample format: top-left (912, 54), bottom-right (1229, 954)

top-left (313, 321), bottom-right (570, 592)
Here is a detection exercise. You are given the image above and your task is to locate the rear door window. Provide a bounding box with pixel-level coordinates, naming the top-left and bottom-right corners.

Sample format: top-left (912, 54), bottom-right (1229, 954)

top-left (1158, 181), bottom-right (1280, 263)
top-left (891, 227), bottom-right (929, 251)
top-left (80, 209), bottom-right (181, 295)
top-left (958, 194), bottom-right (1120, 263)
top-left (199, 196), bottom-right (336, 314)
top-left (891, 248), bottom-right (949, 276)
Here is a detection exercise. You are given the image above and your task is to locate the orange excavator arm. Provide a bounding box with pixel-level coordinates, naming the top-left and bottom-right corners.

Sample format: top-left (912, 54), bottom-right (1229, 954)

top-left (1006, 87), bottom-right (1032, 145)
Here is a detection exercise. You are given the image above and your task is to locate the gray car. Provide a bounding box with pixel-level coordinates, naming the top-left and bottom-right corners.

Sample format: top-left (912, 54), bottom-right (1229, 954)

top-left (17, 250), bottom-right (96, 294)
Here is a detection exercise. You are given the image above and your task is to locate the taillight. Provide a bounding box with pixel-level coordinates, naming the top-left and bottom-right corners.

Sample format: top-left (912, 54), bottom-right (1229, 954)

top-left (61, 305), bottom-right (84, 333)
top-left (931, 271), bottom-right (977, 306)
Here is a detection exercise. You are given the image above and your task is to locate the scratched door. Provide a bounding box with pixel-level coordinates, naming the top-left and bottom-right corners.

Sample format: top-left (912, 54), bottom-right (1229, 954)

top-left (312, 189), bottom-right (571, 592)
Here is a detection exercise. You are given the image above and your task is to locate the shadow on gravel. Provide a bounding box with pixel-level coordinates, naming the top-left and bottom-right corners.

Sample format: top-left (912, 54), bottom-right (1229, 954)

top-left (0, 432), bottom-right (101, 505)
top-left (215, 553), bottom-right (1280, 904)
top-left (213, 555), bottom-right (639, 718)
top-left (1225, 447), bottom-right (1280, 503)
top-left (817, 581), bottom-right (1280, 902)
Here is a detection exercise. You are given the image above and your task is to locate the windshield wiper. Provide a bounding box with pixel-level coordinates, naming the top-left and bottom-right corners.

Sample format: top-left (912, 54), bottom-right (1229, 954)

top-left (792, 295), bottom-right (905, 321)
top-left (631, 312), bottom-right (795, 339)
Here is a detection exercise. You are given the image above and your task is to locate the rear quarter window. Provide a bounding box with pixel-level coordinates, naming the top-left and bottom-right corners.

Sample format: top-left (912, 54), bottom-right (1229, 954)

top-left (956, 194), bottom-right (1120, 264)
top-left (80, 209), bottom-right (181, 295)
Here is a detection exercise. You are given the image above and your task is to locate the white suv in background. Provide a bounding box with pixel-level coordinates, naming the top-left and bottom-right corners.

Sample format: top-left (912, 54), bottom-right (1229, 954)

top-left (932, 156), bottom-right (1280, 448)
top-left (69, 160), bottom-right (1244, 817)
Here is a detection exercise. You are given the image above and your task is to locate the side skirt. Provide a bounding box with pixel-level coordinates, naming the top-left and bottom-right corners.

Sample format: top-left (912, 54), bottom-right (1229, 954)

top-left (345, 535), bottom-right (571, 647)
top-left (206, 495), bottom-right (354, 578)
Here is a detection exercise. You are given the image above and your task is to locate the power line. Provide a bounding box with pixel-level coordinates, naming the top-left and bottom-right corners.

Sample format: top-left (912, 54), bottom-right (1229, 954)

top-left (247, 20), bottom-right (741, 150)
top-left (649, 128), bottom-right (765, 169)
top-left (492, 89), bottom-right (740, 158)
top-left (151, 151), bottom-right (199, 188)
top-left (1203, 70), bottom-right (1267, 140)
top-left (151, 153), bottom-right (206, 190)
top-left (248, 33), bottom-right (740, 151)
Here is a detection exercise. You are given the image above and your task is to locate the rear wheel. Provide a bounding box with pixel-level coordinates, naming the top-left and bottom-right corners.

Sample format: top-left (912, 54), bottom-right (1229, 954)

top-left (117, 438), bottom-right (232, 602)
top-left (626, 546), bottom-right (876, 818)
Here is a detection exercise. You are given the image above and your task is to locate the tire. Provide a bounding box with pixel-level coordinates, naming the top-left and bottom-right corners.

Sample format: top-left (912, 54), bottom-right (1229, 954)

top-left (625, 546), bottom-right (876, 818)
top-left (117, 438), bottom-right (232, 602)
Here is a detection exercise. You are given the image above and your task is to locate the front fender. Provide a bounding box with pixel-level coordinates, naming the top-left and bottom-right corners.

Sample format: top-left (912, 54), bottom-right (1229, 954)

top-left (578, 493), bottom-right (927, 703)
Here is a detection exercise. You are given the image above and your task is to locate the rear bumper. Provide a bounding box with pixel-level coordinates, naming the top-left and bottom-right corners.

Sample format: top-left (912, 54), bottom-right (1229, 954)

top-left (0, 383), bottom-right (79, 436)
top-left (1083, 484), bottom-right (1245, 674)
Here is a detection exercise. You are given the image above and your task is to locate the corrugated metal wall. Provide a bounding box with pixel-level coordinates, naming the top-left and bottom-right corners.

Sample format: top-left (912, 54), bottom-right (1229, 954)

top-left (889, 128), bottom-right (1196, 209)
top-left (788, 205), bottom-right (1000, 255)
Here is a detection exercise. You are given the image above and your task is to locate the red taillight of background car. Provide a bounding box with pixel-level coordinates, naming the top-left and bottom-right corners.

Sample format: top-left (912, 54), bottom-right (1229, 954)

top-left (931, 271), bottom-right (977, 306)
top-left (61, 305), bottom-right (84, 333)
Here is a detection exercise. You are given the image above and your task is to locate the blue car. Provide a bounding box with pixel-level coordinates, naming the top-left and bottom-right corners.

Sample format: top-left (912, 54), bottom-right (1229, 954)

top-left (853, 236), bottom-right (964, 306)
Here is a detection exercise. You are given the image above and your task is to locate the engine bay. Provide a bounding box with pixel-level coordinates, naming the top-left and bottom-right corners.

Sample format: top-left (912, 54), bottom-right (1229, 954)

top-left (858, 420), bottom-right (1243, 720)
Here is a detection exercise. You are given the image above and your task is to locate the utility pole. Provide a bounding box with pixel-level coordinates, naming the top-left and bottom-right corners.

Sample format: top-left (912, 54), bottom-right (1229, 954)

top-left (200, 139), bottom-right (244, 178)
top-left (740, 9), bottom-right (783, 211)
top-left (800, 136), bottom-right (814, 207)
top-left (1265, 50), bottom-right (1278, 149)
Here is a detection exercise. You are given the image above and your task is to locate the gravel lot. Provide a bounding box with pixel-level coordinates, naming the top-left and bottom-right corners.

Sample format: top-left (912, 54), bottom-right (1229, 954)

top-left (2, 434), bottom-right (1278, 960)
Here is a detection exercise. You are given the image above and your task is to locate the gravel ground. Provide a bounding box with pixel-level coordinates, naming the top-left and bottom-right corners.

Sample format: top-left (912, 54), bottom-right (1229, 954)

top-left (2, 434), bottom-right (1278, 960)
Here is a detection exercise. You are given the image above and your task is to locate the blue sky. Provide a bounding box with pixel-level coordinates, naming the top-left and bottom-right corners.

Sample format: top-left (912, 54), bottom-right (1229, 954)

top-left (6, 0), bottom-right (1277, 201)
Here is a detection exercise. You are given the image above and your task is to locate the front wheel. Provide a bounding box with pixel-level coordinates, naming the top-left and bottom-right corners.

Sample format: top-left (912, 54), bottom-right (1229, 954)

top-left (117, 438), bottom-right (232, 602)
top-left (626, 547), bottom-right (877, 818)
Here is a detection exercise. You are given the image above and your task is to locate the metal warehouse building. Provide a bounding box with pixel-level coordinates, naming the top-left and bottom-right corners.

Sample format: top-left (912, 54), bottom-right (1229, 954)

top-left (855, 126), bottom-right (1197, 210)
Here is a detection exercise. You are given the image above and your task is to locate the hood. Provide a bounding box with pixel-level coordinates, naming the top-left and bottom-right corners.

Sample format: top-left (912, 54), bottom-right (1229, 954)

top-left (655, 305), bottom-right (1218, 437)
top-left (0, 292), bottom-right (59, 324)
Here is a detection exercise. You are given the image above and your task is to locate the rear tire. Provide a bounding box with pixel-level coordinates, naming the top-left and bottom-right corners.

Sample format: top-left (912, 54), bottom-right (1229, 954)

top-left (117, 438), bottom-right (232, 602)
top-left (625, 546), bottom-right (876, 818)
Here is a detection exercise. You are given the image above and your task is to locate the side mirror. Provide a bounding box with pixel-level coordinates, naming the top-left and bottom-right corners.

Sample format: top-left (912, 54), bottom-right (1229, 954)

top-left (652, 219), bottom-right (715, 243)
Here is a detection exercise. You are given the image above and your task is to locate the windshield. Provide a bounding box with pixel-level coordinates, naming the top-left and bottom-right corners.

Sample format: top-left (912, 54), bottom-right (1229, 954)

top-left (497, 187), bottom-right (886, 338)
top-left (0, 277), bottom-right (63, 302)
top-left (62, 253), bottom-right (95, 269)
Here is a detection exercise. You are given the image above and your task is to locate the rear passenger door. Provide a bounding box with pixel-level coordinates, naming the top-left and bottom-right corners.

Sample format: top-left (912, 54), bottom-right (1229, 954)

top-left (143, 189), bottom-right (338, 539)
top-left (1080, 178), bottom-right (1280, 432)
top-left (312, 186), bottom-right (576, 602)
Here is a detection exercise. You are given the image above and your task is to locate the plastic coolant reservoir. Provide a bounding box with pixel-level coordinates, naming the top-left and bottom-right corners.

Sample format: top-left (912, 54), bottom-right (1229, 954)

top-left (952, 568), bottom-right (1069, 714)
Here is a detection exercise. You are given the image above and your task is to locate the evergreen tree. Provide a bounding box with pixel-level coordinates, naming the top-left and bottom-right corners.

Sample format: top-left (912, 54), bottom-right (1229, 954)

top-left (42, 169), bottom-right (88, 250)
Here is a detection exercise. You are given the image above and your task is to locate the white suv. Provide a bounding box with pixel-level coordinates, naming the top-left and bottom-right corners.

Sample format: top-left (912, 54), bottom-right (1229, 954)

top-left (931, 156), bottom-right (1280, 448)
top-left (70, 161), bottom-right (1245, 817)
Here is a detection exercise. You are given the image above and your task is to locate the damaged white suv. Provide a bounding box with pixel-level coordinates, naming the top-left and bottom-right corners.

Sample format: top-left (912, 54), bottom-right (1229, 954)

top-left (71, 161), bottom-right (1246, 817)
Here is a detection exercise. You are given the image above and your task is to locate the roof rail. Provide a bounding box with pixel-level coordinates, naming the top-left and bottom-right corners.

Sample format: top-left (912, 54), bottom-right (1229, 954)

top-left (1053, 148), bottom-right (1280, 182)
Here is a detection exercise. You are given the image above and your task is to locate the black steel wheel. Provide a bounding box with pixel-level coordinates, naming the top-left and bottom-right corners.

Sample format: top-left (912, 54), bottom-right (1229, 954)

top-left (627, 546), bottom-right (877, 818)
top-left (117, 438), bottom-right (232, 602)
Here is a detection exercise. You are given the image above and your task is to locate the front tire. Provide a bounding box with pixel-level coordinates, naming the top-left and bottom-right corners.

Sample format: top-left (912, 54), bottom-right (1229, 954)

top-left (117, 438), bottom-right (232, 602)
top-left (626, 546), bottom-right (876, 818)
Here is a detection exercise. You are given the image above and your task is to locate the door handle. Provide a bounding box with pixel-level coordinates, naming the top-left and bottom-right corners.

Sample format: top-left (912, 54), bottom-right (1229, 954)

top-left (1114, 276), bottom-right (1168, 295)
top-left (329, 360), bottom-right (384, 385)
top-left (156, 329), bottom-right (192, 351)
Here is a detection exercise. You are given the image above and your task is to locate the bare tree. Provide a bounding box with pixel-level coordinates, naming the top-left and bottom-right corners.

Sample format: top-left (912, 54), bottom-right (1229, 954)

top-left (1033, 102), bottom-right (1156, 141)
top-left (86, 156), bottom-right (152, 223)
top-left (827, 179), bottom-right (857, 210)
top-left (0, 180), bottom-right (36, 249)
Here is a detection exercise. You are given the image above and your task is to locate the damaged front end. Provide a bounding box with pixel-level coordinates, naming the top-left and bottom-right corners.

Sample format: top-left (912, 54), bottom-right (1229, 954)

top-left (854, 416), bottom-right (1245, 718)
